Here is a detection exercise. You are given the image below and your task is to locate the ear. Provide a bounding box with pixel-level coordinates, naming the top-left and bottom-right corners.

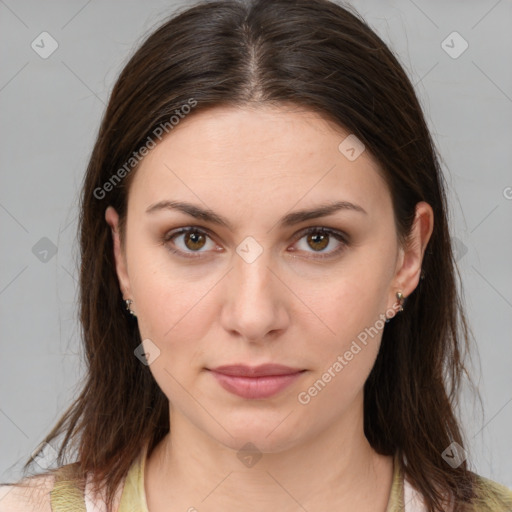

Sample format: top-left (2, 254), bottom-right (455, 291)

top-left (105, 206), bottom-right (132, 299)
top-left (392, 201), bottom-right (434, 299)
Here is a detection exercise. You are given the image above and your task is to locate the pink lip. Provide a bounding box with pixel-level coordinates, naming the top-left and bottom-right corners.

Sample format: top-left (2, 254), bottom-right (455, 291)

top-left (208, 364), bottom-right (306, 399)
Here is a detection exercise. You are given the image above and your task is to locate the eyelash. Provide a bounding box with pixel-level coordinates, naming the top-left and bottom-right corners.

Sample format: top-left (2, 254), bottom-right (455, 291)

top-left (161, 226), bottom-right (349, 261)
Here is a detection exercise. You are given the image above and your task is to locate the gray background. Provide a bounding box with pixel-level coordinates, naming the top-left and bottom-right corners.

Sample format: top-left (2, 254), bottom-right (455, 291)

top-left (1, 0), bottom-right (511, 488)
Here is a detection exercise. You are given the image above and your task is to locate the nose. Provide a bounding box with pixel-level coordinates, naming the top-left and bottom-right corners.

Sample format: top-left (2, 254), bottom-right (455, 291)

top-left (220, 246), bottom-right (290, 344)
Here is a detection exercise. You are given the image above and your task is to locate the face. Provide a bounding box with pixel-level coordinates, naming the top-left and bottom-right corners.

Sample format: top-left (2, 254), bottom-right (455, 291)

top-left (106, 105), bottom-right (431, 453)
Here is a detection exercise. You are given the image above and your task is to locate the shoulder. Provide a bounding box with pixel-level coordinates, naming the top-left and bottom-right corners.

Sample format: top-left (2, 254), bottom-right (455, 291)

top-left (0, 473), bottom-right (55, 512)
top-left (1, 461), bottom-right (130, 512)
top-left (467, 473), bottom-right (512, 511)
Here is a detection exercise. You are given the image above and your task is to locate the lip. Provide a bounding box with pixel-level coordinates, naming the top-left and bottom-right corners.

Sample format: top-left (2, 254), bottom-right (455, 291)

top-left (210, 364), bottom-right (304, 377)
top-left (207, 364), bottom-right (306, 399)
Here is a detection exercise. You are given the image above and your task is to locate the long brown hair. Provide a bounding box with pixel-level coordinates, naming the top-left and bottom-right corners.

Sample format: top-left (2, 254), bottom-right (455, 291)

top-left (15, 0), bottom-right (480, 510)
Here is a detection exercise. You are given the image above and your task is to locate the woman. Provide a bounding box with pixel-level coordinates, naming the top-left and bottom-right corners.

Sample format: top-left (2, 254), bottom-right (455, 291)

top-left (1, 0), bottom-right (510, 510)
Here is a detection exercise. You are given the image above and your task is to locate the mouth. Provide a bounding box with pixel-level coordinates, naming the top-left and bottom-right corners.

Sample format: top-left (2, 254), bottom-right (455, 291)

top-left (206, 364), bottom-right (307, 399)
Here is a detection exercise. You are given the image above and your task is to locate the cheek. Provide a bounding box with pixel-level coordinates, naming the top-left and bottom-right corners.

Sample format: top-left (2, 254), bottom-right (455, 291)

top-left (290, 259), bottom-right (391, 391)
top-left (296, 260), bottom-right (390, 344)
top-left (135, 279), bottom-right (215, 357)
top-left (131, 275), bottom-right (213, 403)
top-left (295, 284), bottom-right (386, 415)
top-left (127, 236), bottom-right (219, 340)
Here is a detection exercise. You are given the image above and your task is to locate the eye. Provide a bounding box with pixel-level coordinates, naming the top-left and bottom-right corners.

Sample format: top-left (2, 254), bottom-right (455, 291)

top-left (289, 227), bottom-right (348, 260)
top-left (162, 226), bottom-right (348, 260)
top-left (163, 227), bottom-right (219, 258)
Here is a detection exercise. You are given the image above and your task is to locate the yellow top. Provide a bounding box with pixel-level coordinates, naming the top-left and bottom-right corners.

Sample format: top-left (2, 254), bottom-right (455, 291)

top-left (48, 443), bottom-right (512, 511)
top-left (116, 441), bottom-right (150, 512)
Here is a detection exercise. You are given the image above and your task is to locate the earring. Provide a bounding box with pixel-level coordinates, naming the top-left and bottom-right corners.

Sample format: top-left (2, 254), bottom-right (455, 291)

top-left (124, 299), bottom-right (137, 317)
top-left (396, 291), bottom-right (405, 312)
top-left (385, 290), bottom-right (405, 323)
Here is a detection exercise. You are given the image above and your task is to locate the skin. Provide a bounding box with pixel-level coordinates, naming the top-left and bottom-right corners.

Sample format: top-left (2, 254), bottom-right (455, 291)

top-left (106, 104), bottom-right (433, 512)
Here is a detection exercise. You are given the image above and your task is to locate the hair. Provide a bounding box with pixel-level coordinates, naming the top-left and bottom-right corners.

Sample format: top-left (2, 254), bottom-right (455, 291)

top-left (6, 0), bottom-right (485, 510)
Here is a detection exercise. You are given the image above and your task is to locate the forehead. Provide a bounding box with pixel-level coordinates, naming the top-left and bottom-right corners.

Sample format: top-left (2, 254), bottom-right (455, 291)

top-left (129, 105), bottom-right (391, 225)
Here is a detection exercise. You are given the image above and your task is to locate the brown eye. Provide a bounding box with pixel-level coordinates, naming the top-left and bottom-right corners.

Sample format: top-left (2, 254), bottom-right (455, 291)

top-left (306, 232), bottom-right (329, 251)
top-left (183, 231), bottom-right (207, 251)
top-left (163, 227), bottom-right (217, 258)
top-left (291, 227), bottom-right (348, 260)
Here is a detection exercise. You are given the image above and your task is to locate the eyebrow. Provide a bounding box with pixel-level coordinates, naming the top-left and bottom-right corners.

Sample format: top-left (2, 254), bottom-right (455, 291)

top-left (145, 199), bottom-right (367, 230)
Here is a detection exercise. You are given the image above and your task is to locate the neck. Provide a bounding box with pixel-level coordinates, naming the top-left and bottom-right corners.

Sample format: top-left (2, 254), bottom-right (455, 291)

top-left (144, 394), bottom-right (393, 512)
